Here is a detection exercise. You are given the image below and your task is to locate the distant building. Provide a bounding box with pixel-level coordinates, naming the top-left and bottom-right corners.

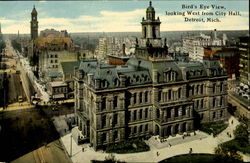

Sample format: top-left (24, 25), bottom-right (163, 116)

top-left (239, 36), bottom-right (250, 87)
top-left (227, 36), bottom-right (250, 120)
top-left (204, 46), bottom-right (240, 79)
top-left (46, 81), bottom-right (68, 100)
top-left (74, 2), bottom-right (228, 150)
top-left (183, 29), bottom-right (227, 62)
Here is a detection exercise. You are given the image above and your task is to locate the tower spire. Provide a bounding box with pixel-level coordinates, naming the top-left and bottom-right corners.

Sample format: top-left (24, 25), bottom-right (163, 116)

top-left (149, 1), bottom-right (152, 7)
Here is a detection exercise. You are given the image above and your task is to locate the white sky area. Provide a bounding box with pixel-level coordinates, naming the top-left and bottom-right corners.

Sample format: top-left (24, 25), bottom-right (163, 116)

top-left (0, 1), bottom-right (249, 34)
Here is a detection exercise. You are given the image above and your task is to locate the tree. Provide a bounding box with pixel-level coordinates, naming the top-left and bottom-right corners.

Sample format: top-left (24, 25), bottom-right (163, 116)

top-left (234, 123), bottom-right (249, 143)
top-left (214, 144), bottom-right (243, 163)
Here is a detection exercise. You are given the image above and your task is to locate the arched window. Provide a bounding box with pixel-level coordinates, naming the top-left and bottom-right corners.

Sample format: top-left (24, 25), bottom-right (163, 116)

top-left (113, 96), bottom-right (118, 108)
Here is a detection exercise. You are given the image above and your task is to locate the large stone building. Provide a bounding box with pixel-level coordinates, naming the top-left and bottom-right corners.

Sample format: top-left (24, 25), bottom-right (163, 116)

top-left (74, 2), bottom-right (228, 150)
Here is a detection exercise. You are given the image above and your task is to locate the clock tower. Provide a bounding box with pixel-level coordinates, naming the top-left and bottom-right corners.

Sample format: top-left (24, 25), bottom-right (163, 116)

top-left (30, 5), bottom-right (38, 40)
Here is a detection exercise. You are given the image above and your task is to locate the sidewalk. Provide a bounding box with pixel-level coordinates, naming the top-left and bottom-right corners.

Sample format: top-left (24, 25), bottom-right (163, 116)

top-left (57, 116), bottom-right (250, 163)
top-left (0, 101), bottom-right (34, 112)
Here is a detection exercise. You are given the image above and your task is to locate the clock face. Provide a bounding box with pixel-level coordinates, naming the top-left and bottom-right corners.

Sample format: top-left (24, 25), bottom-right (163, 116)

top-left (33, 17), bottom-right (36, 20)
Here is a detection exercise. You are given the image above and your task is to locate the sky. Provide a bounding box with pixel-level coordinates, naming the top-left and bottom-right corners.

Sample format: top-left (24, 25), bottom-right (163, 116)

top-left (0, 1), bottom-right (249, 34)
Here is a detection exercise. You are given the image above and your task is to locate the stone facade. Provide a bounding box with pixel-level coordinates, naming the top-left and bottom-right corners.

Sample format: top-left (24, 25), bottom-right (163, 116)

top-left (74, 2), bottom-right (228, 150)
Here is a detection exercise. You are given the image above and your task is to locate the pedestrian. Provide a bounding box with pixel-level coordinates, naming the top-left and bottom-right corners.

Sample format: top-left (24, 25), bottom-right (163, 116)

top-left (156, 151), bottom-right (159, 156)
top-left (182, 135), bottom-right (185, 139)
top-left (169, 143), bottom-right (171, 147)
top-left (231, 120), bottom-right (233, 124)
top-left (229, 134), bottom-right (232, 138)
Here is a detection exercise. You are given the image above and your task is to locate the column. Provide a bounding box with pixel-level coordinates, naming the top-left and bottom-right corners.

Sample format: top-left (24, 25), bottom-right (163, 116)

top-left (171, 108), bottom-right (175, 120)
top-left (142, 92), bottom-right (145, 103)
top-left (131, 95), bottom-right (134, 106)
top-left (131, 110), bottom-right (134, 121)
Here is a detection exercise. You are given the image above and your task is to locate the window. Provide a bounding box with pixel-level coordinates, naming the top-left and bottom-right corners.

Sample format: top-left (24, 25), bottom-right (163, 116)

top-left (168, 90), bottom-right (172, 100)
top-left (139, 92), bottom-right (143, 103)
top-left (145, 108), bottom-right (148, 118)
top-left (113, 114), bottom-right (118, 126)
top-left (102, 115), bottom-right (106, 128)
top-left (220, 97), bottom-right (223, 106)
top-left (113, 96), bottom-right (118, 108)
top-left (134, 126), bottom-right (137, 134)
top-left (213, 83), bottom-right (216, 93)
top-left (55, 60), bottom-right (58, 63)
top-left (139, 109), bottom-right (143, 119)
top-left (213, 98), bottom-right (216, 107)
top-left (139, 125), bottom-right (143, 133)
top-left (145, 124), bottom-right (148, 131)
top-left (158, 91), bottom-right (162, 101)
top-left (101, 133), bottom-right (107, 143)
top-left (220, 83), bottom-right (223, 92)
top-left (220, 110), bottom-right (223, 117)
top-left (101, 97), bottom-right (106, 110)
top-left (145, 91), bottom-right (148, 103)
top-left (182, 107), bottom-right (186, 116)
top-left (113, 130), bottom-right (118, 140)
top-left (51, 60), bottom-right (53, 63)
top-left (201, 85), bottom-right (204, 94)
top-left (212, 112), bottom-right (216, 119)
top-left (201, 99), bottom-right (204, 108)
top-left (178, 88), bottom-right (182, 99)
top-left (167, 109), bottom-right (171, 118)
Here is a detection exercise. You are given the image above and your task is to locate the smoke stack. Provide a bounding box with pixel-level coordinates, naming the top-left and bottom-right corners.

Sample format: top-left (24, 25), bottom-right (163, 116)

top-left (122, 43), bottom-right (126, 56)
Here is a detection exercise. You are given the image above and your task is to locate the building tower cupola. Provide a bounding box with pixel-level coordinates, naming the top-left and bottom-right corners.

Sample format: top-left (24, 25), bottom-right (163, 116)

top-left (30, 5), bottom-right (38, 40)
top-left (146, 1), bottom-right (155, 20)
top-left (141, 1), bottom-right (161, 41)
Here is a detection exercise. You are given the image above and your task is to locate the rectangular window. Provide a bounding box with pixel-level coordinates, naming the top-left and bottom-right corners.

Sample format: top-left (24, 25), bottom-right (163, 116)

top-left (101, 97), bottom-right (106, 110)
top-left (113, 96), bottom-right (118, 108)
top-left (113, 113), bottom-right (118, 126)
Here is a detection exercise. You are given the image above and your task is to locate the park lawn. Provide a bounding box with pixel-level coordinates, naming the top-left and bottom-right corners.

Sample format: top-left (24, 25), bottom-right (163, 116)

top-left (106, 139), bottom-right (150, 154)
top-left (159, 154), bottom-right (216, 163)
top-left (200, 122), bottom-right (228, 136)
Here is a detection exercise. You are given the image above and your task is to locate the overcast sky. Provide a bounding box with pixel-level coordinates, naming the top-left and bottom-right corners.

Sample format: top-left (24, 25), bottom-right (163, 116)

top-left (0, 1), bottom-right (249, 34)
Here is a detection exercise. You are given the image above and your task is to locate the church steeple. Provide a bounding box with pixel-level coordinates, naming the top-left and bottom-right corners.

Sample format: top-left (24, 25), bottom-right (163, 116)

top-left (30, 5), bottom-right (38, 40)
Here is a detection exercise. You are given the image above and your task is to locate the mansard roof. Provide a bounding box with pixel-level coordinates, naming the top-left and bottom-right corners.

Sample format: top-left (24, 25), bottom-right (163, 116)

top-left (77, 56), bottom-right (226, 91)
